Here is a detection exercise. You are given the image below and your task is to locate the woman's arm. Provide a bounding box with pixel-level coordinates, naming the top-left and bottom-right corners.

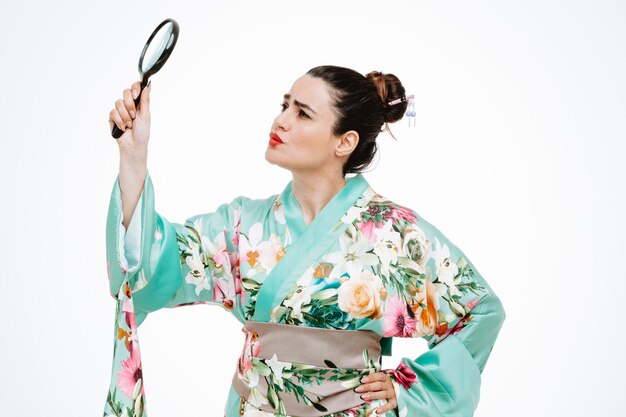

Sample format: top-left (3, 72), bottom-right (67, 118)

top-left (108, 80), bottom-right (152, 231)
top-left (118, 150), bottom-right (147, 231)
top-left (106, 169), bottom-right (251, 326)
top-left (383, 212), bottom-right (506, 417)
top-left (388, 286), bottom-right (506, 417)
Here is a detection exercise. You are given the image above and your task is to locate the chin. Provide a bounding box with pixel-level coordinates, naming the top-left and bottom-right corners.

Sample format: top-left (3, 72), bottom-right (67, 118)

top-left (264, 148), bottom-right (276, 164)
top-left (265, 152), bottom-right (295, 172)
top-left (265, 149), bottom-right (283, 167)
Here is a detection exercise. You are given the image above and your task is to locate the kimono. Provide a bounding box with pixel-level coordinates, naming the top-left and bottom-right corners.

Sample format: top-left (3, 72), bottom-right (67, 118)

top-left (103, 170), bottom-right (506, 417)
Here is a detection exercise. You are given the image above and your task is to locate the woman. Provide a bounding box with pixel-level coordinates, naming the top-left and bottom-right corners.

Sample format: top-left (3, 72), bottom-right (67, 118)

top-left (104, 65), bottom-right (506, 417)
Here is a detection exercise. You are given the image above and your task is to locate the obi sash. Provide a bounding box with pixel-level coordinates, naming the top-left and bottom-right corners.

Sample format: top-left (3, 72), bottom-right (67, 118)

top-left (231, 320), bottom-right (382, 416)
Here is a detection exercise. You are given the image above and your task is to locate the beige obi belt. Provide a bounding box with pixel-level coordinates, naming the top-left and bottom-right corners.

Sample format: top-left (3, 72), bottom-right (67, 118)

top-left (231, 320), bottom-right (383, 416)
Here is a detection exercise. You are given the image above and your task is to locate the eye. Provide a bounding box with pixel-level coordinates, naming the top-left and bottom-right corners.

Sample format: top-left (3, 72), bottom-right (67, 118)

top-left (279, 102), bottom-right (311, 119)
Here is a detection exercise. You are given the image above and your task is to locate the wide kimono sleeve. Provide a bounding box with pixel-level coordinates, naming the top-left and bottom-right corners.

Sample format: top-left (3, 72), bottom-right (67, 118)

top-left (385, 216), bottom-right (506, 417)
top-left (105, 169), bottom-right (247, 326)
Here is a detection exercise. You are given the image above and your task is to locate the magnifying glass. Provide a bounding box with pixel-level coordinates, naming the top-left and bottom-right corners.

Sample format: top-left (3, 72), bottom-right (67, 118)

top-left (111, 18), bottom-right (180, 139)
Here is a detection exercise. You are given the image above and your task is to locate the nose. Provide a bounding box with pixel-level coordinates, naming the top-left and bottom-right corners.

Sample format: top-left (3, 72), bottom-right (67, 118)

top-left (272, 108), bottom-right (290, 132)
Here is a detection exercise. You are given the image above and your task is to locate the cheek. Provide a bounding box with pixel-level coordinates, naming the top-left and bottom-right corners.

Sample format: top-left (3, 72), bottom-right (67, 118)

top-left (299, 128), bottom-right (333, 153)
top-left (295, 138), bottom-right (332, 163)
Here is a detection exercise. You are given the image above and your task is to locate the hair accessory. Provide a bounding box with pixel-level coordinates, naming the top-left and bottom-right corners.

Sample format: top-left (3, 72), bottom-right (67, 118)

top-left (405, 97), bottom-right (416, 127)
top-left (387, 94), bottom-right (414, 106)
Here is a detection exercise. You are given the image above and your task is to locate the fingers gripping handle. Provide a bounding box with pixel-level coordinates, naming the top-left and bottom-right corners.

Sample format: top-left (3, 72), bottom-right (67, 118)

top-left (111, 81), bottom-right (148, 139)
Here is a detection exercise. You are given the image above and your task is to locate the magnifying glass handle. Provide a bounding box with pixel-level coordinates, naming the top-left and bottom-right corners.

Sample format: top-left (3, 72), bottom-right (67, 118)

top-left (111, 81), bottom-right (148, 139)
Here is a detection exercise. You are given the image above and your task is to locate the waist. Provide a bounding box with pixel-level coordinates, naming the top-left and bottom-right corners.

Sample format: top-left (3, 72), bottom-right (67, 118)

top-left (232, 320), bottom-right (382, 416)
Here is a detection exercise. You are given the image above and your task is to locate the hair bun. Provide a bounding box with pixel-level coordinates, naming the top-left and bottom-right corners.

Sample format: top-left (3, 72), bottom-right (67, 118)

top-left (365, 70), bottom-right (408, 124)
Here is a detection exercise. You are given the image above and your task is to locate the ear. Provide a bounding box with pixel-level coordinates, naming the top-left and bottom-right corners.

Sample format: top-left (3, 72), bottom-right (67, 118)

top-left (335, 130), bottom-right (359, 158)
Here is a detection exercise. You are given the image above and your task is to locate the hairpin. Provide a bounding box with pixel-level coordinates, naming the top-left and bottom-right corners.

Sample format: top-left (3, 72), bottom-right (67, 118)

top-left (386, 94), bottom-right (414, 106)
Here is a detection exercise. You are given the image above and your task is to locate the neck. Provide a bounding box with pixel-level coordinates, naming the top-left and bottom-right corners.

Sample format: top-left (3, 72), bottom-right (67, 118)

top-left (291, 169), bottom-right (347, 225)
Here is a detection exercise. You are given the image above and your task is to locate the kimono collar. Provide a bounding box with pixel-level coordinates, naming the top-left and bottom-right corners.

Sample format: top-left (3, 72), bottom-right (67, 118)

top-left (253, 174), bottom-right (370, 322)
top-left (280, 174), bottom-right (370, 239)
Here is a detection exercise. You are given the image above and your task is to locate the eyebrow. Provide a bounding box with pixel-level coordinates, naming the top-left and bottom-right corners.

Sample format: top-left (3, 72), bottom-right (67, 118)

top-left (283, 94), bottom-right (318, 115)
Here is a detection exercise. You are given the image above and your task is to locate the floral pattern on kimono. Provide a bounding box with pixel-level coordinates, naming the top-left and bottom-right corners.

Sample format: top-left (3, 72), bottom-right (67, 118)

top-left (103, 170), bottom-right (506, 417)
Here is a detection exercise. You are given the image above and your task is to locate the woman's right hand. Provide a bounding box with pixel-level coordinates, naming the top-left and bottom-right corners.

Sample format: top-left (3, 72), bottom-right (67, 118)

top-left (109, 81), bottom-right (152, 152)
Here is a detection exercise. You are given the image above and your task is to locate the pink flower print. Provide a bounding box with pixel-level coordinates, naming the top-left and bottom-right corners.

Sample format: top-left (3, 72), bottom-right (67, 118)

top-left (237, 328), bottom-right (261, 378)
top-left (229, 252), bottom-right (245, 306)
top-left (357, 219), bottom-right (381, 244)
top-left (117, 349), bottom-right (144, 399)
top-left (212, 244), bottom-right (231, 271)
top-left (212, 276), bottom-right (236, 310)
top-left (466, 297), bottom-right (481, 311)
top-left (382, 296), bottom-right (417, 337)
top-left (204, 240), bottom-right (238, 310)
top-left (385, 361), bottom-right (417, 390)
top-left (122, 299), bottom-right (137, 330)
top-left (391, 205), bottom-right (417, 223)
top-left (230, 250), bottom-right (240, 267)
top-left (440, 298), bottom-right (480, 338)
top-left (204, 230), bottom-right (231, 272)
top-left (451, 314), bottom-right (474, 336)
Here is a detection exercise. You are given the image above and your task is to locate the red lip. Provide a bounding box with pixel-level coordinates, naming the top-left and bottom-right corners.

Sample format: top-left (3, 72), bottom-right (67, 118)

top-left (269, 132), bottom-right (283, 143)
top-left (269, 132), bottom-right (283, 147)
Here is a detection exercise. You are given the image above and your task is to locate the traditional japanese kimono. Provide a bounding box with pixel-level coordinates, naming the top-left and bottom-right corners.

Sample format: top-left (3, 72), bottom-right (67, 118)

top-left (103, 170), bottom-right (506, 417)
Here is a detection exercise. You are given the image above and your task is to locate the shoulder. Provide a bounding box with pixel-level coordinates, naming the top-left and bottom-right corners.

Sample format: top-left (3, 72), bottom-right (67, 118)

top-left (359, 190), bottom-right (479, 276)
top-left (237, 193), bottom-right (281, 217)
top-left (364, 191), bottom-right (460, 248)
top-left (216, 193), bottom-right (280, 215)
top-left (356, 189), bottom-right (422, 234)
top-left (367, 193), bottom-right (494, 336)
top-left (181, 193), bottom-right (280, 231)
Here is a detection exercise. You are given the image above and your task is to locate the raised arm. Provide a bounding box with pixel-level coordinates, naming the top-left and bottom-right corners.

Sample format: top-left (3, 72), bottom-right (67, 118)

top-left (106, 169), bottom-right (252, 326)
top-left (107, 79), bottom-right (152, 231)
top-left (106, 79), bottom-right (252, 326)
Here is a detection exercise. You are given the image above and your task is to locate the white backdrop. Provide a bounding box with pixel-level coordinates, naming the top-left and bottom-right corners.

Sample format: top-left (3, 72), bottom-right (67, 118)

top-left (0, 0), bottom-right (624, 416)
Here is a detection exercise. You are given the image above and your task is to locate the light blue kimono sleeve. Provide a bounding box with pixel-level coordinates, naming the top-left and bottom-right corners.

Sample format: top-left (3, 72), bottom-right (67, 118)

top-left (388, 220), bottom-right (506, 417)
top-left (106, 170), bottom-right (248, 326)
top-left (119, 194), bottom-right (142, 271)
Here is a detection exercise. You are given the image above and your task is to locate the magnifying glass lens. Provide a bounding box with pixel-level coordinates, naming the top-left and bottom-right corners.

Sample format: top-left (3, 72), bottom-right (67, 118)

top-left (141, 23), bottom-right (174, 73)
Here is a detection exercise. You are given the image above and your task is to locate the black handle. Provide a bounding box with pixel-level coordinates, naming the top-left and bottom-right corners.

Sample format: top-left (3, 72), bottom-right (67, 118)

top-left (111, 81), bottom-right (148, 139)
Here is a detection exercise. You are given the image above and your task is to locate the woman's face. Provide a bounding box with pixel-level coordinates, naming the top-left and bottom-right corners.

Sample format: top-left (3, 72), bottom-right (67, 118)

top-left (265, 74), bottom-right (349, 175)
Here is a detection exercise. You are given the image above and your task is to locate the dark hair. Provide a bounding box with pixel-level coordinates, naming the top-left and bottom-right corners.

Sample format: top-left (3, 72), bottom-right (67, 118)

top-left (306, 65), bottom-right (408, 175)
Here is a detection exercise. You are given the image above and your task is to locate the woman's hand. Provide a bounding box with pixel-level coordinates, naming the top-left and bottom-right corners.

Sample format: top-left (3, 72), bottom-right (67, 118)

top-left (355, 371), bottom-right (398, 415)
top-left (108, 81), bottom-right (151, 153)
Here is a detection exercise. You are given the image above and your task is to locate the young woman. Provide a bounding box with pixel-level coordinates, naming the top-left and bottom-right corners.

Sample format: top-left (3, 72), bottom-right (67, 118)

top-left (104, 65), bottom-right (506, 417)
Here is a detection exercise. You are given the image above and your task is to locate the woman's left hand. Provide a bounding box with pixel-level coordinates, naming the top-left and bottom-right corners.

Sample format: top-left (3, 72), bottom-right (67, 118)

top-left (354, 371), bottom-right (397, 415)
